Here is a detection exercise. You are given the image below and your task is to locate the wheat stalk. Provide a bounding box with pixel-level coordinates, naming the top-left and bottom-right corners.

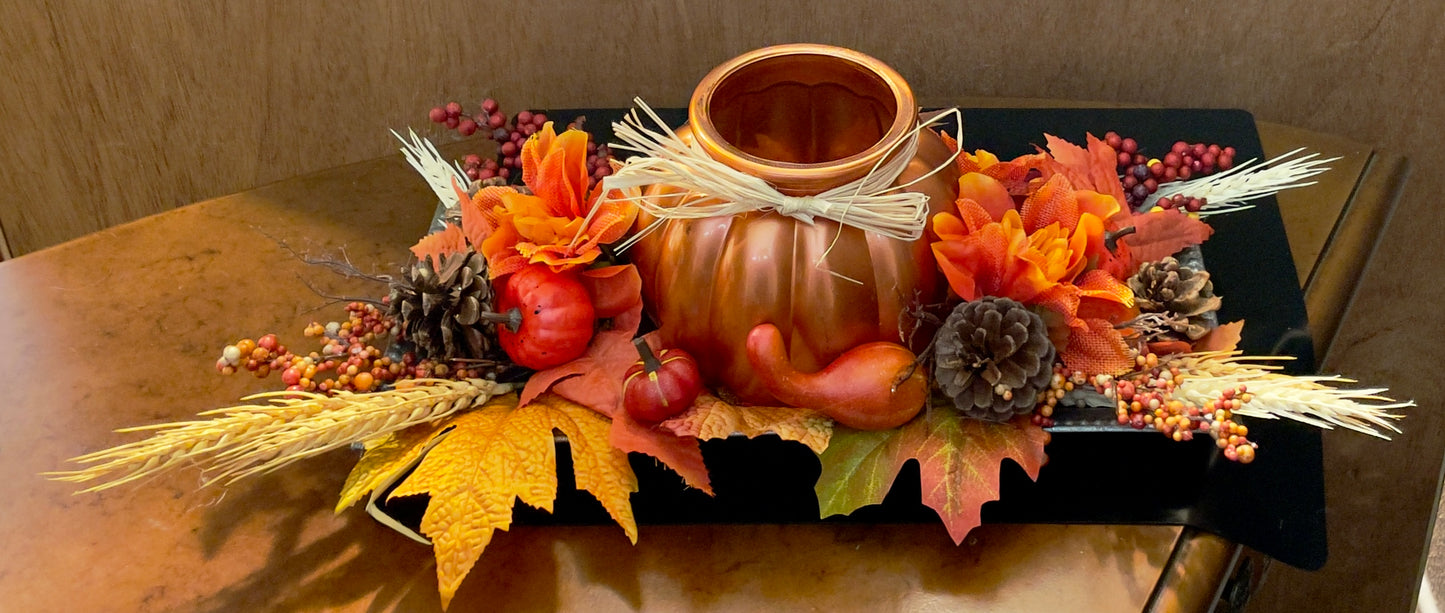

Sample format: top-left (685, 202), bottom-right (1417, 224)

top-left (393, 129), bottom-right (470, 214)
top-left (1163, 352), bottom-right (1411, 439)
top-left (1146, 148), bottom-right (1340, 216)
top-left (45, 379), bottom-right (512, 493)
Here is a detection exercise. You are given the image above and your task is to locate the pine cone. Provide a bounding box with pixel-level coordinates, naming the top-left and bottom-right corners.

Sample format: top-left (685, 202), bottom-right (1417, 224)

top-left (388, 251), bottom-right (497, 361)
top-left (1128, 257), bottom-right (1222, 340)
top-left (933, 297), bottom-right (1056, 421)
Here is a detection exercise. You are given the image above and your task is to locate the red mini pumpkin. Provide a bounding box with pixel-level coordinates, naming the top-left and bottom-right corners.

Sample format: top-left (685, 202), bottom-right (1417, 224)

top-left (490, 265), bottom-right (595, 370)
top-left (623, 338), bottom-right (704, 423)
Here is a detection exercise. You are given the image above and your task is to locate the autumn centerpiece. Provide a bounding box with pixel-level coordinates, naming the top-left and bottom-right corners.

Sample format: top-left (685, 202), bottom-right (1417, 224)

top-left (47, 44), bottom-right (1413, 610)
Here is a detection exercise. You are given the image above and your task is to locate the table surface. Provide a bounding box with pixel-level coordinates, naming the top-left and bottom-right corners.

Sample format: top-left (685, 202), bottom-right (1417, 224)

top-left (0, 111), bottom-right (1399, 612)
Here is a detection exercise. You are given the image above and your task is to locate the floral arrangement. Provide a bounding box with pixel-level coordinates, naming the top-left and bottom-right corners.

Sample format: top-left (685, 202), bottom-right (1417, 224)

top-left (47, 90), bottom-right (1413, 608)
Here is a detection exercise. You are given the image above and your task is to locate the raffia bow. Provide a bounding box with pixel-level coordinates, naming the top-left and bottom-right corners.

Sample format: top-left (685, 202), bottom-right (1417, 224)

top-left (601, 98), bottom-right (961, 252)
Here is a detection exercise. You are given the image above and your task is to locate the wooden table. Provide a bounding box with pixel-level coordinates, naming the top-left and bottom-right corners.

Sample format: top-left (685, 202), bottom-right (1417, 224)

top-left (0, 119), bottom-right (1403, 612)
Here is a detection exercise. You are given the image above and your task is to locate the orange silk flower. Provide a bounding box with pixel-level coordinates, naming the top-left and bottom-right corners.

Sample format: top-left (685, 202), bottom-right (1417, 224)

top-left (932, 174), bottom-right (1137, 374)
top-left (458, 122), bottom-right (637, 278)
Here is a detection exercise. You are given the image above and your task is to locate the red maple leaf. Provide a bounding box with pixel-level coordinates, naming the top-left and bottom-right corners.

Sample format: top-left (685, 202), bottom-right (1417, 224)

top-left (814, 410), bottom-right (1048, 544)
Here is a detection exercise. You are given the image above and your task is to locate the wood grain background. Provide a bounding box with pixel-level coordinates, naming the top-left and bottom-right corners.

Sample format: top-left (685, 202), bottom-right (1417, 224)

top-left (3, 2), bottom-right (1443, 611)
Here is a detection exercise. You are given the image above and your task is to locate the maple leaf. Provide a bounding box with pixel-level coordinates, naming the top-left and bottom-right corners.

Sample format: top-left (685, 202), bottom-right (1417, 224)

top-left (1120, 210), bottom-right (1215, 263)
top-left (519, 268), bottom-right (714, 494)
top-left (815, 410), bottom-right (1048, 544)
top-left (340, 392), bottom-right (638, 609)
top-left (657, 392), bottom-right (834, 454)
top-left (1194, 319), bottom-right (1246, 352)
top-left (335, 421), bottom-right (447, 513)
top-left (409, 223), bottom-right (469, 267)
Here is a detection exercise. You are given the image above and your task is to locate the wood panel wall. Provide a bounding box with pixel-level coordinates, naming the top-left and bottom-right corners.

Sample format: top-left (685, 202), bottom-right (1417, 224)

top-left (4, 2), bottom-right (1444, 611)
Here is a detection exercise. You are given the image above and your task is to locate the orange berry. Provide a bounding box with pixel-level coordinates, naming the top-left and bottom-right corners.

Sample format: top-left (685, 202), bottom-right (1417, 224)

top-left (353, 372), bottom-right (375, 392)
top-left (236, 339), bottom-right (257, 356)
top-left (1236, 425), bottom-right (1249, 437)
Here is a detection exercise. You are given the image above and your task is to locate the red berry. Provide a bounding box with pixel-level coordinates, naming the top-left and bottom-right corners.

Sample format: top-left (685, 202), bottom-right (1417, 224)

top-left (1218, 155), bottom-right (1234, 171)
top-left (1163, 152), bottom-right (1182, 168)
top-left (1191, 143), bottom-right (1207, 157)
top-left (1133, 153), bottom-right (1146, 165)
top-left (1171, 141), bottom-right (1189, 155)
top-left (1150, 162), bottom-right (1165, 178)
top-left (521, 123), bottom-right (537, 136)
top-left (1117, 152), bottom-right (1132, 167)
top-left (487, 113), bottom-right (505, 129)
top-left (258, 334), bottom-right (279, 352)
top-left (1223, 146), bottom-right (1236, 157)
top-left (1144, 178), bottom-right (1158, 192)
top-left (532, 113), bottom-right (547, 127)
top-left (477, 168), bottom-right (495, 180)
top-left (500, 141), bottom-right (518, 156)
top-left (1123, 175), bottom-right (1138, 189)
top-left (1105, 132), bottom-right (1122, 149)
top-left (428, 107), bottom-right (447, 123)
top-left (484, 159), bottom-right (498, 170)
top-left (445, 102), bottom-right (463, 117)
top-left (444, 116), bottom-right (459, 129)
top-left (516, 110), bottom-right (534, 125)
top-left (466, 168), bottom-right (480, 180)
top-left (481, 98), bottom-right (499, 114)
top-left (457, 119), bottom-right (478, 136)
top-left (463, 154), bottom-right (482, 167)
top-left (1179, 166), bottom-right (1192, 180)
top-left (593, 165), bottom-right (611, 179)
top-left (503, 156), bottom-right (517, 168)
top-left (499, 168), bottom-right (511, 179)
top-left (1207, 144), bottom-right (1221, 156)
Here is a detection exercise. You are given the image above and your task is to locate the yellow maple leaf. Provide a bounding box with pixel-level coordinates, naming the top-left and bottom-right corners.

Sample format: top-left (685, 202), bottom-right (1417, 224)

top-left (658, 393), bottom-right (834, 454)
top-left (334, 421), bottom-right (446, 514)
top-left (344, 392), bottom-right (638, 609)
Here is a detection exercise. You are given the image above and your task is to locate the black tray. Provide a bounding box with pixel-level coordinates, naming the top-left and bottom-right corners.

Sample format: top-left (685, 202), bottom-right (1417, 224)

top-left (387, 107), bottom-right (1326, 570)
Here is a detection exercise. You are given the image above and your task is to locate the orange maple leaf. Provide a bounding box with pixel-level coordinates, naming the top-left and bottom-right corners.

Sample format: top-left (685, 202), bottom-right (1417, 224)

top-left (658, 392), bottom-right (834, 454)
top-left (367, 393), bottom-right (638, 609)
top-left (408, 223), bottom-right (469, 267)
top-left (815, 410), bottom-right (1048, 544)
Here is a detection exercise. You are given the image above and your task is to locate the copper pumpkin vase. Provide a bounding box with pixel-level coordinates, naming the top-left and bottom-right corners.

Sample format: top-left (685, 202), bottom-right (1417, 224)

top-left (627, 44), bottom-right (961, 403)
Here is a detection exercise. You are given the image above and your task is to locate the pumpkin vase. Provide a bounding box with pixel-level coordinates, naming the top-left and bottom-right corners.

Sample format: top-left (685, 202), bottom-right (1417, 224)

top-left (627, 44), bottom-right (961, 403)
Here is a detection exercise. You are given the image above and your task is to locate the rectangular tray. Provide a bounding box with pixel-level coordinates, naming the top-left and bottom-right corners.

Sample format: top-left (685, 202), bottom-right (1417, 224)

top-left (394, 107), bottom-right (1326, 570)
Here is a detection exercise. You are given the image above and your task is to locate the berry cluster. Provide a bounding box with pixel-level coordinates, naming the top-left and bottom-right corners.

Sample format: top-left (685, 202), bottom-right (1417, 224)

top-left (428, 99), bottom-right (617, 190)
top-left (1029, 365), bottom-right (1083, 427)
top-left (218, 302), bottom-right (497, 394)
top-left (1104, 132), bottom-right (1237, 210)
top-left (1090, 352), bottom-right (1258, 463)
top-left (1157, 193), bottom-right (1208, 213)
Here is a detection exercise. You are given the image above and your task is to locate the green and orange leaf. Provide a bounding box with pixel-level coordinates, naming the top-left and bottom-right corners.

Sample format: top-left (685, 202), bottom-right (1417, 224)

top-left (658, 392), bottom-right (834, 454)
top-left (815, 410), bottom-right (1048, 544)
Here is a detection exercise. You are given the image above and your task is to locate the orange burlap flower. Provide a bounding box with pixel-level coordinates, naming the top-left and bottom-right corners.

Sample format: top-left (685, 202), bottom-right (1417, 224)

top-left (457, 122), bottom-right (637, 278)
top-left (932, 174), bottom-right (1137, 375)
top-left (940, 131), bottom-right (1047, 198)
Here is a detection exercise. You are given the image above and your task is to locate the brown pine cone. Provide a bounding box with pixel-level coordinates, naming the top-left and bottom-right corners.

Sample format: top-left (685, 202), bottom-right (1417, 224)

top-left (1128, 257), bottom-right (1221, 340)
top-left (933, 297), bottom-right (1056, 421)
top-left (388, 251), bottom-right (499, 361)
